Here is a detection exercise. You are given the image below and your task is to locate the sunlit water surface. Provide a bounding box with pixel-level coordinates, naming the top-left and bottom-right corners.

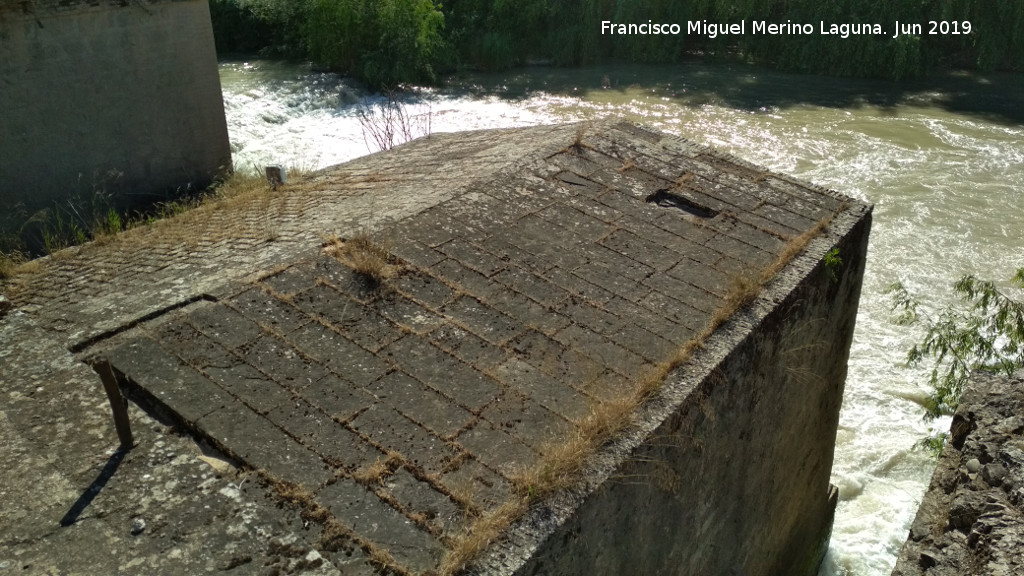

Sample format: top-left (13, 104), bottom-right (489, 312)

top-left (219, 59), bottom-right (1024, 575)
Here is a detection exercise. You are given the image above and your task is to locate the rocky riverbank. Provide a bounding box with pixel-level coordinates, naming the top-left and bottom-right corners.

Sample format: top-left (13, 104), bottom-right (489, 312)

top-left (891, 370), bottom-right (1024, 575)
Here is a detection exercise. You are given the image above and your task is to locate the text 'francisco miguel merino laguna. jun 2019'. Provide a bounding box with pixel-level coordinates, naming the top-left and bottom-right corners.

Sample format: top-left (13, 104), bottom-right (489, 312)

top-left (600, 19), bottom-right (973, 39)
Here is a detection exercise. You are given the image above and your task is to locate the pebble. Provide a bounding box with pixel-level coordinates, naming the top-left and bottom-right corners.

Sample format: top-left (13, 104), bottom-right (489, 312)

top-left (131, 518), bottom-right (146, 535)
top-left (966, 458), bottom-right (982, 473)
top-left (983, 463), bottom-right (1008, 485)
top-left (303, 550), bottom-right (325, 569)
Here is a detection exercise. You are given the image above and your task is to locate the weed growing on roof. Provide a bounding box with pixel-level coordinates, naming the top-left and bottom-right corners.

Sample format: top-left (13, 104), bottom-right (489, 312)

top-left (438, 498), bottom-right (528, 576)
top-left (823, 248), bottom-right (843, 283)
top-left (0, 250), bottom-right (28, 280)
top-left (265, 472), bottom-right (415, 576)
top-left (565, 122), bottom-right (594, 155)
top-left (351, 452), bottom-right (402, 487)
top-left (324, 231), bottom-right (400, 288)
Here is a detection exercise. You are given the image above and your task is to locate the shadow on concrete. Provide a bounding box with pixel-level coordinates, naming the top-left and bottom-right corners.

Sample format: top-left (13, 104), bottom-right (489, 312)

top-left (59, 448), bottom-right (129, 527)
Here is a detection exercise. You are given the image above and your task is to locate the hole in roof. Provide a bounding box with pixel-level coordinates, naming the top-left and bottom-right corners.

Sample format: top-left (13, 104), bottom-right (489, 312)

top-left (645, 189), bottom-right (718, 219)
top-left (555, 172), bottom-right (593, 187)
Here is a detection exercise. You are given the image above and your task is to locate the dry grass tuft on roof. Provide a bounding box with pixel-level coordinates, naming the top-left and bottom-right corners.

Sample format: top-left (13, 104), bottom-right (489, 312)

top-left (324, 231), bottom-right (401, 287)
top-left (437, 498), bottom-right (529, 576)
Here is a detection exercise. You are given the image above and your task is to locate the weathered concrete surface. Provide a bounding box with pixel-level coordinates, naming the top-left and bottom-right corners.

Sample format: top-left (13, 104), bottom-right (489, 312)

top-left (4, 124), bottom-right (572, 344)
top-left (0, 312), bottom-right (358, 575)
top-left (0, 0), bottom-right (230, 214)
top-left (0, 123), bottom-right (581, 575)
top-left (477, 146), bottom-right (870, 576)
top-left (1, 121), bottom-right (870, 575)
top-left (891, 371), bottom-right (1024, 576)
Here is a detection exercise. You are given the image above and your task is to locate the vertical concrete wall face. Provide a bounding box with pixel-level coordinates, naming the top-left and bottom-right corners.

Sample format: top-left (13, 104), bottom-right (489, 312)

top-left (513, 211), bottom-right (871, 575)
top-left (0, 0), bottom-right (231, 213)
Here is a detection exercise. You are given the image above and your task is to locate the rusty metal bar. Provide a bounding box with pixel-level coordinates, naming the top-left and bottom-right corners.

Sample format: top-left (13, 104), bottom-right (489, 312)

top-left (94, 360), bottom-right (133, 449)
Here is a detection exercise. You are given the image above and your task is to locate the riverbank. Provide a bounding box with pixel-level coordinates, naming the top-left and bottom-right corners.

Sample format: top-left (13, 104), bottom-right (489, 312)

top-left (891, 370), bottom-right (1024, 574)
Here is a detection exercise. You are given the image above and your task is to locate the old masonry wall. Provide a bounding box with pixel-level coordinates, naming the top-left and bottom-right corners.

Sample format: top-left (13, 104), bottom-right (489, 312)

top-left (0, 0), bottom-right (231, 215)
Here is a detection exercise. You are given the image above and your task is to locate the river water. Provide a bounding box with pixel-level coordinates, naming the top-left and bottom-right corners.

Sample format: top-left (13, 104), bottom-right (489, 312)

top-left (218, 59), bottom-right (1024, 575)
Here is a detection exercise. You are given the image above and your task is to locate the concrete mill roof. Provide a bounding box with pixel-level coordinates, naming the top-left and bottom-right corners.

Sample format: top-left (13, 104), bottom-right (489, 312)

top-left (0, 121), bottom-right (869, 575)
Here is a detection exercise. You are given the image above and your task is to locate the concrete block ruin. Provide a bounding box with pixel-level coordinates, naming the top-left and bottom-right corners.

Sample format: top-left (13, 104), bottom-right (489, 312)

top-left (0, 0), bottom-right (231, 214)
top-left (891, 370), bottom-right (1024, 575)
top-left (2, 121), bottom-right (871, 575)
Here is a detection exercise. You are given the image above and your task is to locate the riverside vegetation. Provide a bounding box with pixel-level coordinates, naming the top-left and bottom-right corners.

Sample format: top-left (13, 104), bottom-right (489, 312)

top-left (889, 269), bottom-right (1024, 453)
top-left (210, 0), bottom-right (1024, 88)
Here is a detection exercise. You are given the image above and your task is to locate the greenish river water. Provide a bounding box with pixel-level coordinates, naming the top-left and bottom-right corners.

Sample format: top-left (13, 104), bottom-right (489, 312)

top-left (218, 60), bottom-right (1024, 575)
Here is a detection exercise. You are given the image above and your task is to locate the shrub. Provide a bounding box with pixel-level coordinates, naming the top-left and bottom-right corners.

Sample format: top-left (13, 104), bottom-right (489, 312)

top-left (890, 269), bottom-right (1024, 452)
top-left (305, 0), bottom-right (448, 88)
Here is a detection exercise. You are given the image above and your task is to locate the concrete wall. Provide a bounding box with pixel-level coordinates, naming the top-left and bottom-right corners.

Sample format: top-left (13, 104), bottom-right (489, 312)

top-left (0, 0), bottom-right (231, 213)
top-left (481, 202), bottom-right (872, 575)
top-left (891, 370), bottom-right (1024, 575)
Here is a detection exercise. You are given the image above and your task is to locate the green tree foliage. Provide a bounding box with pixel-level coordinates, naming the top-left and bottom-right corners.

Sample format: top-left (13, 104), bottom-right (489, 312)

top-left (890, 269), bottom-right (1024, 450)
top-left (209, 0), bottom-right (309, 56)
top-left (939, 0), bottom-right (1024, 70)
top-left (733, 0), bottom-right (927, 80)
top-left (209, 0), bottom-right (1024, 84)
top-left (305, 0), bottom-right (447, 87)
top-left (368, 0), bottom-right (448, 86)
top-left (208, 0), bottom-right (277, 54)
top-left (210, 0), bottom-right (447, 88)
top-left (304, 0), bottom-right (366, 74)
